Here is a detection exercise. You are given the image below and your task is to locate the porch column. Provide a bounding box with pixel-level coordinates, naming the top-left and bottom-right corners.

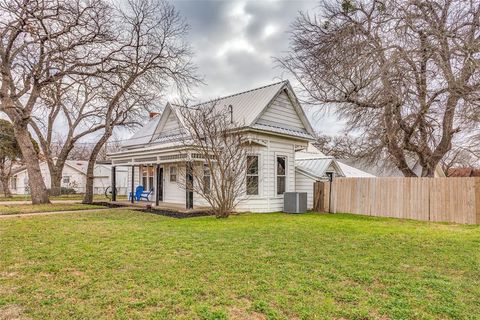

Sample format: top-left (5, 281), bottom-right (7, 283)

top-left (111, 166), bottom-right (116, 202)
top-left (155, 164), bottom-right (160, 206)
top-left (131, 165), bottom-right (135, 203)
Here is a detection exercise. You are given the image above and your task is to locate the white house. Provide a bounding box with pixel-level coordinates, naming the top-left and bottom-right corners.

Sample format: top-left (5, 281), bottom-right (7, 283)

top-left (110, 80), bottom-right (324, 212)
top-left (10, 160), bottom-right (128, 195)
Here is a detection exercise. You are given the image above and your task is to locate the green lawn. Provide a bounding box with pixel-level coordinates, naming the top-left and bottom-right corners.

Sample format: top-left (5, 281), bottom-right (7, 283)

top-left (1, 211), bottom-right (479, 319)
top-left (0, 203), bottom-right (105, 215)
top-left (0, 194), bottom-right (127, 202)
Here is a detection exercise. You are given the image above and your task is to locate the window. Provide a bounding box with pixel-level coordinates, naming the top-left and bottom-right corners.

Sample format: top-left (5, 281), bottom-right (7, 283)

top-left (62, 176), bottom-right (71, 184)
top-left (246, 155), bottom-right (259, 195)
top-left (148, 166), bottom-right (154, 191)
top-left (276, 156), bottom-right (286, 195)
top-left (141, 166), bottom-right (148, 188)
top-left (203, 164), bottom-right (211, 193)
top-left (170, 166), bottom-right (177, 182)
top-left (10, 177), bottom-right (16, 190)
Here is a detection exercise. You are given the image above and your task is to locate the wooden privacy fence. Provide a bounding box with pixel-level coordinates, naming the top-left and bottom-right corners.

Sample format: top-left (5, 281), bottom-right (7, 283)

top-left (314, 177), bottom-right (480, 224)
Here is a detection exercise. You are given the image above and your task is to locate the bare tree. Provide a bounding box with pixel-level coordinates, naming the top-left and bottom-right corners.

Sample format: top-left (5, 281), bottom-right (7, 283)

top-left (177, 103), bottom-right (252, 218)
top-left (441, 131), bottom-right (480, 174)
top-left (30, 77), bottom-right (105, 195)
top-left (279, 0), bottom-right (480, 177)
top-left (82, 0), bottom-right (198, 203)
top-left (0, 0), bottom-right (114, 203)
top-left (315, 133), bottom-right (363, 159)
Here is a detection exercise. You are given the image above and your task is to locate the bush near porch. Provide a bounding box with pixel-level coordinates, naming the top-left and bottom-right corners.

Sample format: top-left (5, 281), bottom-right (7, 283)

top-left (1, 211), bottom-right (479, 319)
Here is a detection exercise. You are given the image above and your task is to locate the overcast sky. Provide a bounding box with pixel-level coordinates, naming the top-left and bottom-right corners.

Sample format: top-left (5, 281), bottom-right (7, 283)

top-left (169, 0), bottom-right (343, 135)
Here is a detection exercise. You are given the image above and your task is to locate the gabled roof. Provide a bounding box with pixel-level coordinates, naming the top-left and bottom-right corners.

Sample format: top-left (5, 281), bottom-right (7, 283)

top-left (295, 157), bottom-right (345, 179)
top-left (120, 80), bottom-right (315, 150)
top-left (295, 143), bottom-right (374, 178)
top-left (340, 158), bottom-right (445, 177)
top-left (122, 114), bottom-right (162, 148)
top-left (447, 167), bottom-right (480, 177)
top-left (337, 162), bottom-right (376, 178)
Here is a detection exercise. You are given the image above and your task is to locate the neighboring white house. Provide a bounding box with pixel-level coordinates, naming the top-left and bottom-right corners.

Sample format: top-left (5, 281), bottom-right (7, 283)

top-left (10, 160), bottom-right (128, 195)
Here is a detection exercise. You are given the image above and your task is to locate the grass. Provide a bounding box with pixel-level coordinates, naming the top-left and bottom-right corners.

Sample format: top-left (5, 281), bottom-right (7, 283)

top-left (0, 194), bottom-right (127, 201)
top-left (0, 203), bottom-right (105, 215)
top-left (1, 211), bottom-right (480, 319)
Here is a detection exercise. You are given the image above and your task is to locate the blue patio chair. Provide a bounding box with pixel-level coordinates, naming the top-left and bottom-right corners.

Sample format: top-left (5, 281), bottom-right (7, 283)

top-left (139, 189), bottom-right (153, 201)
top-left (128, 185), bottom-right (144, 201)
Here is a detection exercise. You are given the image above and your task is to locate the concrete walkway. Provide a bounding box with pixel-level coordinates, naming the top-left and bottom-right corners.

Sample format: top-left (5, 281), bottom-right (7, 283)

top-left (0, 207), bottom-right (135, 219)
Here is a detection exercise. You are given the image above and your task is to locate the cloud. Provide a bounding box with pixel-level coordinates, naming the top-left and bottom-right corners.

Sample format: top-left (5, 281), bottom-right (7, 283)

top-left (170, 0), bottom-right (343, 134)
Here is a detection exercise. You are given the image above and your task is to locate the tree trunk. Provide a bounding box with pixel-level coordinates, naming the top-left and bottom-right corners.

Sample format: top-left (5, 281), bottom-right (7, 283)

top-left (83, 132), bottom-right (112, 204)
top-left (0, 161), bottom-right (12, 197)
top-left (13, 123), bottom-right (50, 204)
top-left (49, 166), bottom-right (63, 196)
top-left (0, 177), bottom-right (12, 197)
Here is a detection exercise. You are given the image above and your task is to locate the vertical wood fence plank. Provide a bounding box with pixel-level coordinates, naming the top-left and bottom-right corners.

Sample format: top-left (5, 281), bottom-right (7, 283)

top-left (312, 177), bottom-right (478, 224)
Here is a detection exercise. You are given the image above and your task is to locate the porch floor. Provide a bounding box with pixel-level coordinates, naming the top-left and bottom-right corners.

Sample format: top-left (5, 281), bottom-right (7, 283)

top-left (110, 200), bottom-right (211, 214)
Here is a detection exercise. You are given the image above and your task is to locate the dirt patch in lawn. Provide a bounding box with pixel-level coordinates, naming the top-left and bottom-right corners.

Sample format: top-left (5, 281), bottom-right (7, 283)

top-left (0, 305), bottom-right (28, 320)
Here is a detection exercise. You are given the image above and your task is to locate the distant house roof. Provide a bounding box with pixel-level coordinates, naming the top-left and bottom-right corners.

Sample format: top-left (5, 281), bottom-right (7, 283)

top-left (340, 158), bottom-right (446, 177)
top-left (11, 160), bottom-right (111, 178)
top-left (447, 167), bottom-right (480, 177)
top-left (337, 162), bottom-right (376, 178)
top-left (120, 80), bottom-right (315, 150)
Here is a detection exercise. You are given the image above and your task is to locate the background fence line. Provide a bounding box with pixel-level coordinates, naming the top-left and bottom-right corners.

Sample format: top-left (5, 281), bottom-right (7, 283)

top-left (314, 177), bottom-right (480, 224)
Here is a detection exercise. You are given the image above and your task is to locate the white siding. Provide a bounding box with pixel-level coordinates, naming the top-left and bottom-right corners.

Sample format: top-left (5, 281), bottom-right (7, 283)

top-left (119, 133), bottom-right (308, 212)
top-left (127, 166), bottom-right (141, 196)
top-left (236, 134), bottom-right (302, 213)
top-left (162, 164), bottom-right (185, 204)
top-left (295, 171), bottom-right (315, 210)
top-left (256, 92), bottom-right (304, 131)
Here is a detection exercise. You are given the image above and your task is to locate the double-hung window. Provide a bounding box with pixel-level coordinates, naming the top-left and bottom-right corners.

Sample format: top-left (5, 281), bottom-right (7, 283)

top-left (203, 164), bottom-right (211, 193)
top-left (170, 166), bottom-right (177, 182)
top-left (141, 166), bottom-right (148, 188)
top-left (276, 156), bottom-right (286, 195)
top-left (246, 155), bottom-right (259, 195)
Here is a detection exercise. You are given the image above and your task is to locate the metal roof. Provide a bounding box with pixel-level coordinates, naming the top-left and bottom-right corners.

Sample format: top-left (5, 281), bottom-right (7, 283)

top-left (122, 114), bottom-right (161, 148)
top-left (250, 123), bottom-right (313, 139)
top-left (337, 162), bottom-right (375, 177)
top-left (118, 80), bottom-right (315, 152)
top-left (192, 81), bottom-right (287, 126)
top-left (296, 158), bottom-right (342, 179)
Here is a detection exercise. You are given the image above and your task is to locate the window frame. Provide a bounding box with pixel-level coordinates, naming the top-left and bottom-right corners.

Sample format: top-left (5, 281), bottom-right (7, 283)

top-left (62, 175), bottom-right (71, 184)
top-left (169, 165), bottom-right (177, 182)
top-left (276, 155), bottom-right (287, 196)
top-left (203, 163), bottom-right (211, 194)
top-left (246, 155), bottom-right (260, 196)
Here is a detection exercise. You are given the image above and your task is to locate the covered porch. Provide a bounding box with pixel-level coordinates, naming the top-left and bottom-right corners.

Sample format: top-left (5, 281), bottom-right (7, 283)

top-left (109, 144), bottom-right (207, 211)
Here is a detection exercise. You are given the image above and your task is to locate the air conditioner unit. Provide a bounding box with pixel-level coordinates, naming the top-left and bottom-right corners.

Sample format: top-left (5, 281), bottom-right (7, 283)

top-left (283, 192), bottom-right (307, 214)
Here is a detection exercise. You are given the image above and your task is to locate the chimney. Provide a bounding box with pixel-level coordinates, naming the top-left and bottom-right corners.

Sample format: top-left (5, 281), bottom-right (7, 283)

top-left (149, 112), bottom-right (159, 119)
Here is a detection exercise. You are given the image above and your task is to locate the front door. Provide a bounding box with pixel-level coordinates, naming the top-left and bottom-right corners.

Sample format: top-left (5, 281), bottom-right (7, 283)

top-left (186, 162), bottom-right (193, 209)
top-left (156, 166), bottom-right (163, 204)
